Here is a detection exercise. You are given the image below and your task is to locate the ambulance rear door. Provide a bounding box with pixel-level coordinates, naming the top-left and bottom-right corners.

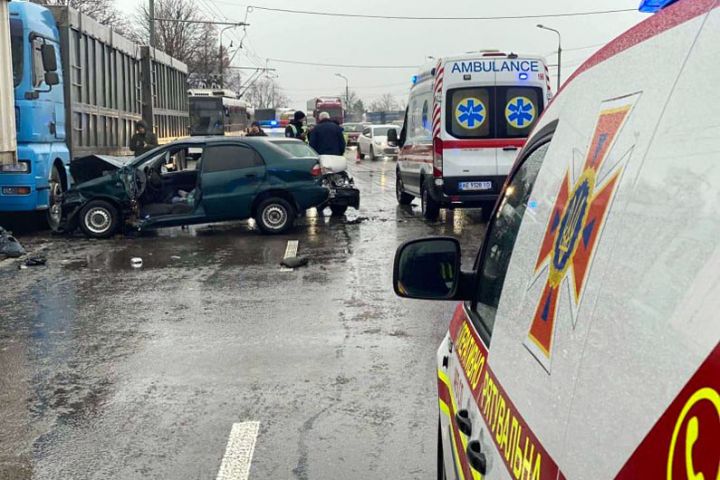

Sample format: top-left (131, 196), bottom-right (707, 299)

top-left (494, 58), bottom-right (547, 176)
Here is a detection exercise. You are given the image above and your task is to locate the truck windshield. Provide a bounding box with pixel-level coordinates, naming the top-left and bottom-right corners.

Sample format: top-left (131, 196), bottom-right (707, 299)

top-left (189, 97), bottom-right (225, 135)
top-left (10, 19), bottom-right (23, 87)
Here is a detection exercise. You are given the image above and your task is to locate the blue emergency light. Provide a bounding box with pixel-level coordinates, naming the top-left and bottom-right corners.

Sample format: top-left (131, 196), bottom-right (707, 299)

top-left (639, 0), bottom-right (677, 12)
top-left (518, 72), bottom-right (529, 81)
top-left (411, 75), bottom-right (418, 85)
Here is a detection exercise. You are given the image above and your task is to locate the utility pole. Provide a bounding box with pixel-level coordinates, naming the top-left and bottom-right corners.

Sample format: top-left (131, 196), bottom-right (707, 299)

top-left (149, 0), bottom-right (155, 48)
top-left (335, 73), bottom-right (349, 110)
top-left (537, 24), bottom-right (562, 92)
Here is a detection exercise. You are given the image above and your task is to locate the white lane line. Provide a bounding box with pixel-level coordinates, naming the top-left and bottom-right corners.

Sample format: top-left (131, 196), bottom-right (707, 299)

top-left (216, 421), bottom-right (260, 480)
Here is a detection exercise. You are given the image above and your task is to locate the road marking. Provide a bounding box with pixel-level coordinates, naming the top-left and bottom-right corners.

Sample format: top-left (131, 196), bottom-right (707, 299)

top-left (216, 421), bottom-right (260, 480)
top-left (281, 240), bottom-right (299, 272)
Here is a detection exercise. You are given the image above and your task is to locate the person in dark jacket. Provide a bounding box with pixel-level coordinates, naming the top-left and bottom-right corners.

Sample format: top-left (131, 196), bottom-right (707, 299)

top-left (309, 112), bottom-right (346, 156)
top-left (246, 121), bottom-right (267, 137)
top-left (129, 120), bottom-right (158, 156)
top-left (285, 111), bottom-right (308, 141)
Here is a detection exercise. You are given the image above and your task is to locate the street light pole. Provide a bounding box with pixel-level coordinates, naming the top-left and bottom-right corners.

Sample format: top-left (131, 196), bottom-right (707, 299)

top-left (537, 24), bottom-right (562, 92)
top-left (219, 25), bottom-right (239, 89)
top-left (335, 73), bottom-right (349, 109)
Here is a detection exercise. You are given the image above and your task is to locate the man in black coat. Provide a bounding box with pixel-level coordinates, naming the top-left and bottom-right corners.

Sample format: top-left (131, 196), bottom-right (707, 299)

top-left (129, 120), bottom-right (158, 156)
top-left (309, 112), bottom-right (346, 156)
top-left (285, 111), bottom-right (308, 141)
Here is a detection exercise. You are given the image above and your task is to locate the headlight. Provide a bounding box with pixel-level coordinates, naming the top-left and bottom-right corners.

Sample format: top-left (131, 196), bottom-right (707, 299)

top-left (0, 160), bottom-right (31, 173)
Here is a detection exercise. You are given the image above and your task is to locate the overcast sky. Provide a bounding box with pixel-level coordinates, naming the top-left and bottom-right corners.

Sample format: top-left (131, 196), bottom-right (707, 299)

top-left (118, 0), bottom-right (649, 108)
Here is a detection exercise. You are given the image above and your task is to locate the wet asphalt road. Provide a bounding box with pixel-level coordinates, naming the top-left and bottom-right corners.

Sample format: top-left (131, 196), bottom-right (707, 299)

top-left (0, 153), bottom-right (488, 480)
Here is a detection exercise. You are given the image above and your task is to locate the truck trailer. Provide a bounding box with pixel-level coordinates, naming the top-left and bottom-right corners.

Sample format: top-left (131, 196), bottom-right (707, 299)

top-left (3, 2), bottom-right (189, 226)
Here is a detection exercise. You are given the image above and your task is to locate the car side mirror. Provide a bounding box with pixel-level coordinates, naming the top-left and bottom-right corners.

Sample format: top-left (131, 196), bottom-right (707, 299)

top-left (44, 71), bottom-right (59, 86)
top-left (394, 237), bottom-right (472, 300)
top-left (41, 44), bottom-right (58, 72)
top-left (387, 128), bottom-right (399, 146)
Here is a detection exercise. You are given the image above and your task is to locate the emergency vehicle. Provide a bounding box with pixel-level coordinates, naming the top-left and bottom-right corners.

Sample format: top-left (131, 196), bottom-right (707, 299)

top-left (394, 51), bottom-right (551, 221)
top-left (393, 0), bottom-right (720, 478)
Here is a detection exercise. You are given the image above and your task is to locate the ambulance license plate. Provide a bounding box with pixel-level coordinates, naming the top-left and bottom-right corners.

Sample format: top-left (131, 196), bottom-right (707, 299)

top-left (459, 181), bottom-right (492, 191)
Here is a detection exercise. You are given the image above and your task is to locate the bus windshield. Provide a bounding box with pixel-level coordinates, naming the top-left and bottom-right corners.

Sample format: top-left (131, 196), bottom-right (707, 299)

top-left (190, 97), bottom-right (225, 136)
top-left (10, 19), bottom-right (23, 87)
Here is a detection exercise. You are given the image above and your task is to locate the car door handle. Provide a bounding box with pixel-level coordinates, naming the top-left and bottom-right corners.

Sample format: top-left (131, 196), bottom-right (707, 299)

top-left (455, 410), bottom-right (472, 436)
top-left (245, 173), bottom-right (258, 178)
top-left (467, 440), bottom-right (487, 474)
top-left (503, 146), bottom-right (519, 151)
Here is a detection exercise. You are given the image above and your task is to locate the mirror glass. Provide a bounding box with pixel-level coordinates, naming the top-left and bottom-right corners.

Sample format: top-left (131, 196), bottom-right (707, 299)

top-left (45, 71), bottom-right (59, 86)
top-left (387, 128), bottom-right (398, 142)
top-left (395, 239), bottom-right (459, 299)
top-left (41, 44), bottom-right (57, 72)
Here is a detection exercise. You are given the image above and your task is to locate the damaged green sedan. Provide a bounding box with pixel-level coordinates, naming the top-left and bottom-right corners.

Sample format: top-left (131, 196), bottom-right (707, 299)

top-left (54, 137), bottom-right (330, 238)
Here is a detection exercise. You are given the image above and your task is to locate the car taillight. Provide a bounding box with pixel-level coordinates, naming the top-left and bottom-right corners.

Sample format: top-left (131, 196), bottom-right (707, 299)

top-left (433, 137), bottom-right (443, 178)
top-left (311, 163), bottom-right (322, 177)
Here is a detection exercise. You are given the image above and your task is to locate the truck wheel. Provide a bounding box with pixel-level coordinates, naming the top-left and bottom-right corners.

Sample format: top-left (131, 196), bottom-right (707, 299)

top-left (396, 174), bottom-right (414, 205)
top-left (47, 165), bottom-right (64, 231)
top-left (330, 205), bottom-right (348, 216)
top-left (79, 200), bottom-right (120, 239)
top-left (421, 183), bottom-right (440, 221)
top-left (255, 197), bottom-right (295, 234)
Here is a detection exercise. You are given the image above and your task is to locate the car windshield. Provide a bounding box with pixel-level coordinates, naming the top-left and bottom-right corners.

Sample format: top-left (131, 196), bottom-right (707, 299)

top-left (373, 127), bottom-right (395, 137)
top-left (10, 19), bottom-right (23, 87)
top-left (273, 141), bottom-right (318, 158)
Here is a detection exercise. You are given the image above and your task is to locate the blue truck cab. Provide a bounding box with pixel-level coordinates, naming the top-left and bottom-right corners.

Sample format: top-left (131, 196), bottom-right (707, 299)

top-left (5, 1), bottom-right (69, 224)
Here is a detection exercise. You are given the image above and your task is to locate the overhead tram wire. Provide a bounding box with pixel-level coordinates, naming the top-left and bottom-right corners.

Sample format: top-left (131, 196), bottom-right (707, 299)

top-left (268, 59), bottom-right (418, 69)
top-left (239, 5), bottom-right (636, 21)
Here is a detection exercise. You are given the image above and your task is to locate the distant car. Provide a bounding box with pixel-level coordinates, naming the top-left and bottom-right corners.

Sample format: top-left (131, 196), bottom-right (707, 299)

top-left (54, 137), bottom-right (329, 238)
top-left (341, 123), bottom-right (365, 146)
top-left (357, 124), bottom-right (401, 160)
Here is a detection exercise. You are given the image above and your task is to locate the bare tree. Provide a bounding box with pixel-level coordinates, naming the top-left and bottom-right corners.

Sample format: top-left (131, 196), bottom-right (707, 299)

top-left (130, 0), bottom-right (205, 61)
top-left (32, 0), bottom-right (127, 32)
top-left (243, 78), bottom-right (289, 109)
top-left (368, 93), bottom-right (400, 112)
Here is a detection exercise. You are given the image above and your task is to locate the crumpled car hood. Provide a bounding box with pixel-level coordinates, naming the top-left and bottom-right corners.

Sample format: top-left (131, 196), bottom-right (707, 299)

top-left (70, 155), bottom-right (132, 185)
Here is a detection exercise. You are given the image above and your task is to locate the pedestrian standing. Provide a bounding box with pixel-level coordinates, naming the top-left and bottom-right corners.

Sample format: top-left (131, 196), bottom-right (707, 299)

top-left (285, 111), bottom-right (308, 141)
top-left (129, 120), bottom-right (158, 156)
top-left (309, 112), bottom-right (346, 156)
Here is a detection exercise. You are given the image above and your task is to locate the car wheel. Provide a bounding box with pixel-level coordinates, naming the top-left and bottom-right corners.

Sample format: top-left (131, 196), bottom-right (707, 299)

top-left (79, 199), bottom-right (120, 239)
top-left (369, 146), bottom-right (376, 161)
top-left (255, 197), bottom-right (295, 234)
top-left (437, 418), bottom-right (447, 480)
top-left (330, 205), bottom-right (348, 216)
top-left (421, 182), bottom-right (440, 221)
top-left (47, 165), bottom-right (64, 231)
top-left (396, 173), bottom-right (414, 205)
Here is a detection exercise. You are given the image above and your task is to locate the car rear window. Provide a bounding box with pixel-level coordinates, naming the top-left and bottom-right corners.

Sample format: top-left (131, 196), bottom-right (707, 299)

top-left (203, 145), bottom-right (263, 172)
top-left (273, 141), bottom-right (318, 158)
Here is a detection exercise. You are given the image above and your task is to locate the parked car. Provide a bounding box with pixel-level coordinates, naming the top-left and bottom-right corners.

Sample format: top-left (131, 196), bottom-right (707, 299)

top-left (54, 137), bottom-right (329, 238)
top-left (341, 122), bottom-right (365, 146)
top-left (357, 124), bottom-right (400, 160)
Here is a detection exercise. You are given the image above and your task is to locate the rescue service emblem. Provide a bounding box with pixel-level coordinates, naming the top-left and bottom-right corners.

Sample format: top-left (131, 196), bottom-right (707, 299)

top-left (455, 97), bottom-right (487, 129)
top-left (506, 96), bottom-right (536, 128)
top-left (525, 94), bottom-right (640, 371)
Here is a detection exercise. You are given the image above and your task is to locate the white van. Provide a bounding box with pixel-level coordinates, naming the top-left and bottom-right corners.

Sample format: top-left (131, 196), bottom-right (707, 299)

top-left (395, 51), bottom-right (551, 220)
top-left (393, 1), bottom-right (719, 478)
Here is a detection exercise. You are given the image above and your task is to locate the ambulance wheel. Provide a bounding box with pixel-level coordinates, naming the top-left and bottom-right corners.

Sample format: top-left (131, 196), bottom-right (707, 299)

top-left (396, 174), bottom-right (414, 205)
top-left (255, 197), bottom-right (295, 234)
top-left (79, 200), bottom-right (120, 239)
top-left (421, 183), bottom-right (440, 221)
top-left (437, 419), bottom-right (446, 480)
top-left (330, 205), bottom-right (348, 216)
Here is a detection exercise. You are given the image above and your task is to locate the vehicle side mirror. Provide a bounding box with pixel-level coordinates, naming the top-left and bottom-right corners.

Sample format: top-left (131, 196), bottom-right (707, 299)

top-left (41, 44), bottom-right (57, 72)
top-left (394, 237), bottom-right (471, 300)
top-left (44, 71), bottom-right (59, 86)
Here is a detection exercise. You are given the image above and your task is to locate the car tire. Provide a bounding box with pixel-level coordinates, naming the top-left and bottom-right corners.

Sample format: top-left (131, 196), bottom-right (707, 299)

top-left (396, 173), bottom-right (414, 205)
top-left (255, 197), bottom-right (295, 234)
top-left (437, 418), bottom-right (447, 480)
top-left (79, 199), bottom-right (120, 239)
top-left (47, 165), bottom-right (64, 232)
top-left (421, 181), bottom-right (440, 221)
top-left (330, 205), bottom-right (348, 216)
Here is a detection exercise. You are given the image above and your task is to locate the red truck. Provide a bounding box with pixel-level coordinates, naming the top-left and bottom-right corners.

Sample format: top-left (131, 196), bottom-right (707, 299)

top-left (306, 97), bottom-right (344, 124)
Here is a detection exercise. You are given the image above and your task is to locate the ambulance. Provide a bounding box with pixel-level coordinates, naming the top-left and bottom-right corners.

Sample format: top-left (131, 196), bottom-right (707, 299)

top-left (393, 0), bottom-right (720, 478)
top-left (394, 51), bottom-right (551, 221)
